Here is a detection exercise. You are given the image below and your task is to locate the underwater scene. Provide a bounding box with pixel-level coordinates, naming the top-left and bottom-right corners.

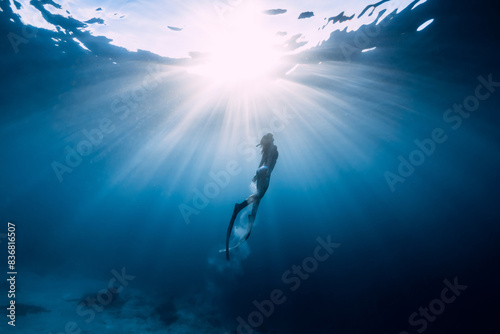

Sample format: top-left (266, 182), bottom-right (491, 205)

top-left (0, 0), bottom-right (499, 333)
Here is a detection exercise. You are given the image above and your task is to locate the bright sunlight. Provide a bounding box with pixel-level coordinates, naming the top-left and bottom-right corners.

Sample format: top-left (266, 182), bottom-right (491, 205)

top-left (188, 3), bottom-right (284, 84)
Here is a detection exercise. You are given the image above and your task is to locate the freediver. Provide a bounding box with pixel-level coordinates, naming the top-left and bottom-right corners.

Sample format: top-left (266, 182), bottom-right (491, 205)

top-left (225, 133), bottom-right (278, 261)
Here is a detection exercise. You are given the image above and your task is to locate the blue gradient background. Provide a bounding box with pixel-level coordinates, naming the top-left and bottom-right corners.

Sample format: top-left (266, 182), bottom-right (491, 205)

top-left (1, 0), bottom-right (499, 333)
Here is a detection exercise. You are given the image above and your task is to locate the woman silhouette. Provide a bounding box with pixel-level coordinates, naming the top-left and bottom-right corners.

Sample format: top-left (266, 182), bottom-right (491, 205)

top-left (225, 133), bottom-right (278, 260)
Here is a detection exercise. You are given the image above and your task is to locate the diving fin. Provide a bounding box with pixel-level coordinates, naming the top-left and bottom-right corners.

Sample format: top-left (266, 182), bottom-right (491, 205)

top-left (225, 203), bottom-right (242, 261)
top-left (223, 213), bottom-right (255, 260)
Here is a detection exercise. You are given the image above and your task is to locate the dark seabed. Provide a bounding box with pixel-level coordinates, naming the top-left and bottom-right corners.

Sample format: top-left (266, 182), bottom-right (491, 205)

top-left (1, 0), bottom-right (499, 333)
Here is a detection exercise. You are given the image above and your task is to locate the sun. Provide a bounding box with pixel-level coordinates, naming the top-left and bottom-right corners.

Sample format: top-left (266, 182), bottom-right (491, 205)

top-left (188, 4), bottom-right (283, 85)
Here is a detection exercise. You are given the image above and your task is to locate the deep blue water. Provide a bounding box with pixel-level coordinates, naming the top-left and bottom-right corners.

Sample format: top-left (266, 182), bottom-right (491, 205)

top-left (1, 0), bottom-right (499, 333)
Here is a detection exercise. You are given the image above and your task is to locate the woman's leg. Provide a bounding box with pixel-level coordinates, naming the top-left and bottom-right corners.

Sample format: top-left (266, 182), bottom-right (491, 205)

top-left (244, 198), bottom-right (260, 241)
top-left (246, 172), bottom-right (268, 228)
top-left (226, 172), bottom-right (269, 260)
top-left (250, 197), bottom-right (260, 220)
top-left (226, 195), bottom-right (253, 260)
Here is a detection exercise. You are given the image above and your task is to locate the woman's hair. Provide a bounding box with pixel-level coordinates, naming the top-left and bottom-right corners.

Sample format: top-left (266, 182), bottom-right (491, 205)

top-left (259, 133), bottom-right (274, 146)
top-left (259, 133), bottom-right (274, 155)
